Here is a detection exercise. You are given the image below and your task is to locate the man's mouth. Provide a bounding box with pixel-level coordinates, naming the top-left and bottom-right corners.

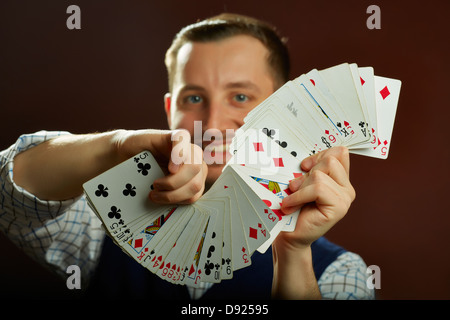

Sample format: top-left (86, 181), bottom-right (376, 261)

top-left (202, 141), bottom-right (232, 165)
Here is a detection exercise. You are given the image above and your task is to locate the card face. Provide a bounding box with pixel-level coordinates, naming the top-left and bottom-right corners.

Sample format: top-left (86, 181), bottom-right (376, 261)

top-left (122, 206), bottom-right (179, 263)
top-left (83, 151), bottom-right (169, 235)
top-left (199, 196), bottom-right (233, 280)
top-left (358, 66), bottom-right (378, 143)
top-left (351, 76), bottom-right (401, 159)
top-left (236, 100), bottom-right (313, 159)
top-left (228, 129), bottom-right (305, 180)
top-left (307, 68), bottom-right (358, 143)
top-left (194, 200), bottom-right (224, 284)
top-left (318, 63), bottom-right (371, 146)
top-left (231, 164), bottom-right (299, 233)
top-left (182, 211), bottom-right (210, 288)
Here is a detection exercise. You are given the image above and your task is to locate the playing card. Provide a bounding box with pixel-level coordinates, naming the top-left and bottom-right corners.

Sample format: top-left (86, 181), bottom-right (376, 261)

top-left (234, 100), bottom-right (312, 159)
top-left (83, 150), bottom-right (169, 236)
top-left (307, 68), bottom-right (358, 143)
top-left (318, 63), bottom-right (371, 147)
top-left (228, 129), bottom-right (305, 179)
top-left (357, 66), bottom-right (378, 144)
top-left (193, 200), bottom-right (224, 284)
top-left (183, 212), bottom-right (210, 288)
top-left (351, 75), bottom-right (401, 158)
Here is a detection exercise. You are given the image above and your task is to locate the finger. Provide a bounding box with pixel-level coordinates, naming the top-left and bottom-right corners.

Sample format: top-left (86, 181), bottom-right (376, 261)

top-left (289, 174), bottom-right (306, 192)
top-left (281, 183), bottom-right (323, 215)
top-left (307, 154), bottom-right (352, 189)
top-left (152, 159), bottom-right (203, 191)
top-left (282, 172), bottom-right (341, 215)
top-left (301, 146), bottom-right (350, 175)
top-left (168, 130), bottom-right (201, 174)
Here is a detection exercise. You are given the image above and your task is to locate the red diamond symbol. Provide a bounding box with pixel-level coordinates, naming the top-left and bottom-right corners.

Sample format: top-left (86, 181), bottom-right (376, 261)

top-left (310, 79), bottom-right (316, 86)
top-left (383, 140), bottom-right (388, 146)
top-left (273, 157), bottom-right (284, 167)
top-left (253, 142), bottom-right (264, 152)
top-left (134, 238), bottom-right (143, 248)
top-left (249, 227), bottom-right (258, 239)
top-left (360, 77), bottom-right (365, 86)
top-left (325, 130), bottom-right (329, 134)
top-left (380, 86), bottom-right (390, 100)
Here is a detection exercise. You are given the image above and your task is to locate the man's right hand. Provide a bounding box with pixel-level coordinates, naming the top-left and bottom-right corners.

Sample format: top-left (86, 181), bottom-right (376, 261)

top-left (112, 129), bottom-right (207, 204)
top-left (13, 129), bottom-right (207, 203)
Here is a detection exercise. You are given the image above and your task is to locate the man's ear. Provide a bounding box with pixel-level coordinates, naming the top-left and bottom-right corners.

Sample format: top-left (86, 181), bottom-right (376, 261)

top-left (164, 92), bottom-right (172, 128)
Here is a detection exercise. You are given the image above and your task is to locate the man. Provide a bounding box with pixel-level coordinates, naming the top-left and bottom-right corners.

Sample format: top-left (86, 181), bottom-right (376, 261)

top-left (0, 13), bottom-right (373, 299)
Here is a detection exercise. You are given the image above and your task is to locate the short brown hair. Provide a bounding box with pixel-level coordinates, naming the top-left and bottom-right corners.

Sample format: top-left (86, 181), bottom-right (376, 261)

top-left (164, 13), bottom-right (290, 92)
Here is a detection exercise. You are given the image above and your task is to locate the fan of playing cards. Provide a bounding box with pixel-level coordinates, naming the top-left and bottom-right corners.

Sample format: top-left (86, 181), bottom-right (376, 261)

top-left (83, 63), bottom-right (401, 287)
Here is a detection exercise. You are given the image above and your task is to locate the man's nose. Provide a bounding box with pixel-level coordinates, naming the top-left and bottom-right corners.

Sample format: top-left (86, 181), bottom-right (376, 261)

top-left (204, 100), bottom-right (223, 130)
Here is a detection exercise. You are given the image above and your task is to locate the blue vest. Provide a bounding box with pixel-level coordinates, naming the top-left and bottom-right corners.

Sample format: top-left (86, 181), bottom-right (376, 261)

top-left (85, 235), bottom-right (346, 299)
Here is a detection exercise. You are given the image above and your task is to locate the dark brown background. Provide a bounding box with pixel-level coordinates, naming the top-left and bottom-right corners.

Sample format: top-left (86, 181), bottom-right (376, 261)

top-left (1, 0), bottom-right (449, 300)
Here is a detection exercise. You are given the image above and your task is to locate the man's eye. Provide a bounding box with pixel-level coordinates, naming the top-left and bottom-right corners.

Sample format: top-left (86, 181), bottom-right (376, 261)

top-left (186, 95), bottom-right (202, 104)
top-left (234, 94), bottom-right (249, 103)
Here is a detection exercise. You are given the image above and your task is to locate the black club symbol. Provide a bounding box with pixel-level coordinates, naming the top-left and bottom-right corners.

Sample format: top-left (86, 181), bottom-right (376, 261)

top-left (137, 162), bottom-right (151, 176)
top-left (275, 140), bottom-right (287, 148)
top-left (95, 184), bottom-right (108, 197)
top-left (108, 206), bottom-right (122, 219)
top-left (204, 260), bottom-right (214, 275)
top-left (262, 128), bottom-right (276, 138)
top-left (123, 183), bottom-right (136, 197)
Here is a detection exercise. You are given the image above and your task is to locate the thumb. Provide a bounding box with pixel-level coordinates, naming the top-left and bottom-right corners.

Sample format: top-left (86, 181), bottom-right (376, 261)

top-left (168, 129), bottom-right (201, 174)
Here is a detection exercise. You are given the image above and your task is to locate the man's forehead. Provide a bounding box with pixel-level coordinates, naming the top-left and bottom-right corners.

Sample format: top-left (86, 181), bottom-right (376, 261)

top-left (173, 35), bottom-right (273, 89)
top-left (177, 34), bottom-right (268, 57)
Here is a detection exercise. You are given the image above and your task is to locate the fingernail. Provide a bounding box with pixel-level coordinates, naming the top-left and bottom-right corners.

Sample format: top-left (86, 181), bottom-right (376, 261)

top-left (169, 162), bottom-right (181, 174)
top-left (149, 191), bottom-right (161, 202)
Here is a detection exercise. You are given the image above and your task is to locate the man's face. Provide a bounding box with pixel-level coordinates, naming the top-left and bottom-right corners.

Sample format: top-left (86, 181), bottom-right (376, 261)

top-left (165, 34), bottom-right (276, 186)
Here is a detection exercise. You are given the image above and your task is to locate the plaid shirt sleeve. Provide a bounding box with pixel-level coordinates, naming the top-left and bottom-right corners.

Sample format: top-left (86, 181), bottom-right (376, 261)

top-left (318, 251), bottom-right (376, 299)
top-left (0, 131), bottom-right (105, 284)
